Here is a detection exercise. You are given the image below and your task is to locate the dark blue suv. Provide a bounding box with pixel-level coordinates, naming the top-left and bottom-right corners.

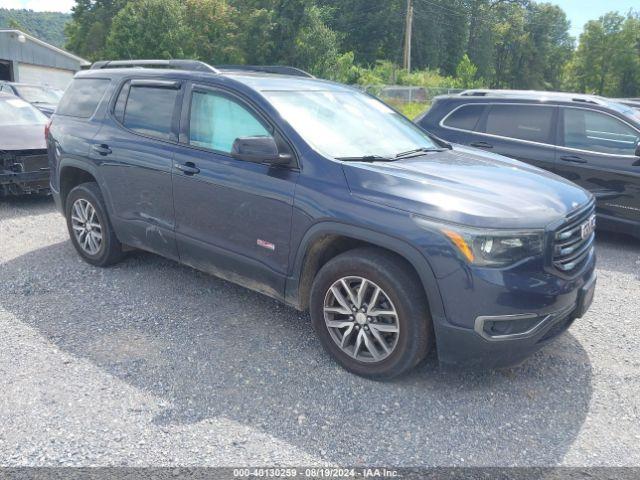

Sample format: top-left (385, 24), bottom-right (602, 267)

top-left (47, 60), bottom-right (597, 378)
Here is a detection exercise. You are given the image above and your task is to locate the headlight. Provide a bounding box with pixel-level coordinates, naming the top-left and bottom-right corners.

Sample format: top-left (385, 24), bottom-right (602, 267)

top-left (414, 216), bottom-right (544, 267)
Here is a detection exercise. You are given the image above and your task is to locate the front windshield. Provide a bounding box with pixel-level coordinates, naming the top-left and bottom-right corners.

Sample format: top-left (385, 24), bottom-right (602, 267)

top-left (263, 89), bottom-right (438, 158)
top-left (607, 101), bottom-right (640, 124)
top-left (0, 97), bottom-right (48, 126)
top-left (14, 85), bottom-right (62, 105)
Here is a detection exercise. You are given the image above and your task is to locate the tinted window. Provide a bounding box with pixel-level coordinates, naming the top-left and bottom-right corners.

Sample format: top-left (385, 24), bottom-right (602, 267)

top-left (485, 105), bottom-right (553, 143)
top-left (57, 78), bottom-right (110, 118)
top-left (563, 108), bottom-right (640, 156)
top-left (189, 90), bottom-right (271, 153)
top-left (113, 82), bottom-right (130, 124)
top-left (442, 104), bottom-right (484, 131)
top-left (122, 86), bottom-right (179, 140)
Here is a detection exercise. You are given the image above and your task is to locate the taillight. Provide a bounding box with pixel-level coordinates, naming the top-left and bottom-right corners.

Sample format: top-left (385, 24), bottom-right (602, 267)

top-left (44, 118), bottom-right (52, 141)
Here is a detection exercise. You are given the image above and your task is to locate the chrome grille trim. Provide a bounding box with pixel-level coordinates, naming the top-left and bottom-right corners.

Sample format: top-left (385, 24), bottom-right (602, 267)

top-left (552, 200), bottom-right (596, 273)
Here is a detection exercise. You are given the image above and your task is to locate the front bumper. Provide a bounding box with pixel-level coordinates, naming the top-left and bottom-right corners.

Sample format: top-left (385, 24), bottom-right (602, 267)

top-left (431, 251), bottom-right (596, 369)
top-left (1, 151), bottom-right (50, 196)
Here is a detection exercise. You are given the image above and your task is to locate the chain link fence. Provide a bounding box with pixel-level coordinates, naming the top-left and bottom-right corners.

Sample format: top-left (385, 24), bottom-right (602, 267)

top-left (356, 85), bottom-right (463, 117)
top-left (359, 85), bottom-right (463, 103)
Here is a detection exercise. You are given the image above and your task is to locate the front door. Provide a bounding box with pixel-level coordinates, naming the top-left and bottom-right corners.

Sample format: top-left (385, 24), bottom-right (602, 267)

top-left (172, 84), bottom-right (299, 299)
top-left (555, 107), bottom-right (640, 226)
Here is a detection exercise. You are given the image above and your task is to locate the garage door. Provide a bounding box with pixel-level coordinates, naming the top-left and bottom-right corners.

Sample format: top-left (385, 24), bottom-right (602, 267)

top-left (17, 63), bottom-right (75, 90)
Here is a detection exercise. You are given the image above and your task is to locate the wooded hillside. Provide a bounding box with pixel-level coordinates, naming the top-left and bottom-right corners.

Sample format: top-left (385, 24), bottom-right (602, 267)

top-left (0, 8), bottom-right (70, 47)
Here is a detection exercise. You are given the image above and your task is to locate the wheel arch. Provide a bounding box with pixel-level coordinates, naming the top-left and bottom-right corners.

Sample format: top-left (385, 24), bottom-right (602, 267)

top-left (286, 222), bottom-right (445, 322)
top-left (58, 159), bottom-right (102, 211)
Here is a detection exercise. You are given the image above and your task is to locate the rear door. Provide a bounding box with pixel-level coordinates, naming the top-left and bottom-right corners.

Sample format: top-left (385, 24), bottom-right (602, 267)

top-left (473, 103), bottom-right (558, 173)
top-left (555, 106), bottom-right (640, 225)
top-left (91, 78), bottom-right (184, 259)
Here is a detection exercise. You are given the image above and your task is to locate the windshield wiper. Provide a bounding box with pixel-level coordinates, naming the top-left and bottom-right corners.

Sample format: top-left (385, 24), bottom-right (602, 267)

top-left (394, 147), bottom-right (448, 159)
top-left (336, 155), bottom-right (395, 163)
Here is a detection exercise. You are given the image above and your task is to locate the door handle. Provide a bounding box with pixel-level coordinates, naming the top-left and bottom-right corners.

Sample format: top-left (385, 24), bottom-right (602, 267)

top-left (470, 141), bottom-right (493, 149)
top-left (91, 144), bottom-right (112, 156)
top-left (175, 162), bottom-right (200, 175)
top-left (560, 155), bottom-right (587, 164)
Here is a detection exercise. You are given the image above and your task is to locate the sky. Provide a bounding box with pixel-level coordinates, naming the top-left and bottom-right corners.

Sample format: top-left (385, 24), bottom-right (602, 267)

top-left (553, 0), bottom-right (639, 37)
top-left (0, 0), bottom-right (638, 39)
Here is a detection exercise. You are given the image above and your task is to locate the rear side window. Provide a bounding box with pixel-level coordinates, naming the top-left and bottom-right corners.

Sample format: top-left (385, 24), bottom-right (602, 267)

top-left (563, 108), bottom-right (640, 156)
top-left (57, 78), bottom-right (110, 118)
top-left (120, 85), bottom-right (179, 140)
top-left (485, 105), bottom-right (554, 143)
top-left (442, 104), bottom-right (484, 131)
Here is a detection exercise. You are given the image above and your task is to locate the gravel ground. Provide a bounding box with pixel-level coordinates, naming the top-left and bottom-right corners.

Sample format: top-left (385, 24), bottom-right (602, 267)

top-left (0, 196), bottom-right (639, 467)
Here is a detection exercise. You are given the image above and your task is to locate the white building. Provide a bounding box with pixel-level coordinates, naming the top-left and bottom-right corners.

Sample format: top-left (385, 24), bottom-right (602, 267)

top-left (0, 29), bottom-right (89, 90)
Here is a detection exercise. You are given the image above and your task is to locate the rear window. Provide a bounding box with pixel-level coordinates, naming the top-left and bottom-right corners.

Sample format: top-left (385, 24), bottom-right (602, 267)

top-left (121, 85), bottom-right (179, 140)
top-left (442, 104), bottom-right (484, 131)
top-left (485, 105), bottom-right (554, 143)
top-left (57, 78), bottom-right (110, 118)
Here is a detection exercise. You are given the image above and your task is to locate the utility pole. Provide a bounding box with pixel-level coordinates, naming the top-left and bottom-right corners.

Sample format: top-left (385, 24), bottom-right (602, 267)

top-left (403, 0), bottom-right (414, 72)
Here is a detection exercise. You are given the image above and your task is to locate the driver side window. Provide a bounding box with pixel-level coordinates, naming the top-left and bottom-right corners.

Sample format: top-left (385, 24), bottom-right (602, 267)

top-left (189, 90), bottom-right (272, 153)
top-left (563, 108), bottom-right (639, 156)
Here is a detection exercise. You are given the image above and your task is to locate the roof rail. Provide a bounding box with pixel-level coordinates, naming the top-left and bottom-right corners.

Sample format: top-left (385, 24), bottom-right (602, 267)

top-left (459, 89), bottom-right (608, 105)
top-left (217, 65), bottom-right (315, 78)
top-left (90, 59), bottom-right (220, 74)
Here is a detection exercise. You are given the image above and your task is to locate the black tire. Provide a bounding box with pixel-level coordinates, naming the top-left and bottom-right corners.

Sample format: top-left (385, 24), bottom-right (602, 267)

top-left (310, 247), bottom-right (433, 379)
top-left (65, 182), bottom-right (125, 267)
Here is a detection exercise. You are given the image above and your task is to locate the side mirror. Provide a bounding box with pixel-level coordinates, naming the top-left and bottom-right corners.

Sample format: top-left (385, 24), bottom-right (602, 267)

top-left (635, 141), bottom-right (640, 157)
top-left (231, 136), bottom-right (291, 166)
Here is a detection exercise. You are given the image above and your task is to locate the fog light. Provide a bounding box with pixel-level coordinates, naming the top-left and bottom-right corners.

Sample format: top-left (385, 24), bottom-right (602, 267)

top-left (475, 313), bottom-right (549, 341)
top-left (483, 317), bottom-right (541, 337)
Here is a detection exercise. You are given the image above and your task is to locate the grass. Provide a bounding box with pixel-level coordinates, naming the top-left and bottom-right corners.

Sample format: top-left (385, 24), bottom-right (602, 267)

top-left (384, 100), bottom-right (431, 120)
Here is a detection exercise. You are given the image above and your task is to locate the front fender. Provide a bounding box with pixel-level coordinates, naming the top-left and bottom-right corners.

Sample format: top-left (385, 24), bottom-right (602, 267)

top-left (285, 221), bottom-right (446, 324)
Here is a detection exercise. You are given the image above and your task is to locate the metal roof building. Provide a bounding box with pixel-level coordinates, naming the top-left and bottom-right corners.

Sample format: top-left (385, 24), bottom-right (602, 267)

top-left (0, 29), bottom-right (89, 90)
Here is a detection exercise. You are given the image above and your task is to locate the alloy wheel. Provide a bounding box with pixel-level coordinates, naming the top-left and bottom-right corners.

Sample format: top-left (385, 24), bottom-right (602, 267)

top-left (323, 276), bottom-right (400, 363)
top-left (71, 198), bottom-right (103, 255)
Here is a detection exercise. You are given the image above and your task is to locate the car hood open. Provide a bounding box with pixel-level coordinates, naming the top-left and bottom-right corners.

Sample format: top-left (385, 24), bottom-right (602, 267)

top-left (342, 145), bottom-right (592, 229)
top-left (0, 124), bottom-right (47, 151)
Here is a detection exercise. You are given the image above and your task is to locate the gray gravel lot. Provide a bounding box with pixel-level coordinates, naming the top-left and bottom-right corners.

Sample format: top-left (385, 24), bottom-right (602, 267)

top-left (1, 196), bottom-right (639, 467)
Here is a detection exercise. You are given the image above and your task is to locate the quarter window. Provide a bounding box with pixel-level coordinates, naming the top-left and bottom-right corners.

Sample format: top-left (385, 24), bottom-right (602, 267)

top-left (485, 105), bottom-right (554, 143)
top-left (442, 104), bottom-right (484, 131)
top-left (57, 78), bottom-right (110, 118)
top-left (121, 85), bottom-right (179, 140)
top-left (563, 109), bottom-right (639, 156)
top-left (189, 90), bottom-right (271, 153)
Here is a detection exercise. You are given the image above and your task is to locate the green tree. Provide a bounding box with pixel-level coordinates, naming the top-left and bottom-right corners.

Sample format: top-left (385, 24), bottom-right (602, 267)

top-left (0, 8), bottom-right (70, 47)
top-left (455, 54), bottom-right (482, 88)
top-left (184, 0), bottom-right (243, 64)
top-left (566, 12), bottom-right (639, 96)
top-left (318, 0), bottom-right (404, 67)
top-left (105, 0), bottom-right (191, 59)
top-left (291, 5), bottom-right (342, 77)
top-left (65, 0), bottom-right (128, 60)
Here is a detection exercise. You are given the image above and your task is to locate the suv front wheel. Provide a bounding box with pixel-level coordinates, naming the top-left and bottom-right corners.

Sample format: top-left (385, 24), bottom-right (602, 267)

top-left (310, 248), bottom-right (433, 379)
top-left (65, 182), bottom-right (124, 267)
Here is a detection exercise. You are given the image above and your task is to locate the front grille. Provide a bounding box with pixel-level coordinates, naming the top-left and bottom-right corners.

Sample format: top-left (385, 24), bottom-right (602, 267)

top-left (552, 200), bottom-right (596, 273)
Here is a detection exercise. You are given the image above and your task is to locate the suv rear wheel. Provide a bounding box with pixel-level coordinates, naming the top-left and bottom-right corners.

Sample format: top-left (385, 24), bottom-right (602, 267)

top-left (65, 182), bottom-right (124, 267)
top-left (310, 248), bottom-right (433, 379)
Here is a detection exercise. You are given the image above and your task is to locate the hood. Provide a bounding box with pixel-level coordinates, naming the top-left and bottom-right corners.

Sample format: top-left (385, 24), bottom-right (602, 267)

top-left (342, 145), bottom-right (592, 229)
top-left (0, 124), bottom-right (47, 151)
